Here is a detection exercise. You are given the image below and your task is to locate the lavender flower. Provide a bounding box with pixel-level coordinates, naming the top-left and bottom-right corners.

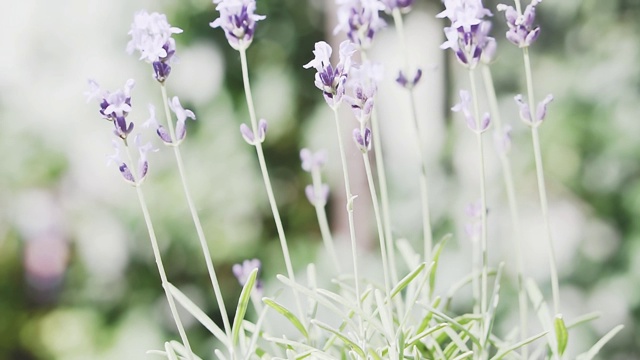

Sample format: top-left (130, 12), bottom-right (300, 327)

top-left (451, 90), bottom-right (490, 133)
top-left (353, 127), bottom-right (372, 152)
top-left (300, 148), bottom-right (327, 172)
top-left (232, 259), bottom-right (263, 291)
top-left (437, 0), bottom-right (495, 69)
top-left (514, 94), bottom-right (553, 127)
top-left (497, 0), bottom-right (542, 48)
top-left (127, 10), bottom-right (183, 82)
top-left (303, 41), bottom-right (357, 109)
top-left (305, 184), bottom-right (330, 207)
top-left (86, 79), bottom-right (136, 140)
top-left (143, 104), bottom-right (172, 144)
top-left (240, 119), bottom-right (268, 145)
top-left (345, 61), bottom-right (383, 123)
top-left (396, 68), bottom-right (422, 89)
top-left (334, 0), bottom-right (386, 49)
top-left (210, 0), bottom-right (266, 51)
top-left (107, 135), bottom-right (157, 185)
top-left (493, 124), bottom-right (512, 154)
top-left (380, 0), bottom-right (414, 13)
top-left (169, 97), bottom-right (196, 143)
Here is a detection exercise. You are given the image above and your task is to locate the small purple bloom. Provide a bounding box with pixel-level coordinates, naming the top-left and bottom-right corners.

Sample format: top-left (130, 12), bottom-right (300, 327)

top-left (239, 119), bottom-right (268, 145)
top-left (345, 61), bottom-right (383, 123)
top-left (143, 104), bottom-right (173, 144)
top-left (305, 184), bottom-right (330, 207)
top-left (127, 10), bottom-right (182, 82)
top-left (396, 68), bottom-right (422, 89)
top-left (514, 93), bottom-right (553, 126)
top-left (107, 137), bottom-right (156, 185)
top-left (493, 124), bottom-right (512, 154)
top-left (300, 148), bottom-right (328, 172)
top-left (304, 41), bottom-right (356, 109)
top-left (87, 79), bottom-right (136, 140)
top-left (232, 258), bottom-right (263, 292)
top-left (334, 0), bottom-right (386, 49)
top-left (210, 0), bottom-right (266, 51)
top-left (169, 96), bottom-right (196, 143)
top-left (497, 0), bottom-right (542, 48)
top-left (452, 90), bottom-right (490, 133)
top-left (135, 134), bottom-right (158, 182)
top-left (353, 127), bottom-right (372, 152)
top-left (380, 0), bottom-right (414, 13)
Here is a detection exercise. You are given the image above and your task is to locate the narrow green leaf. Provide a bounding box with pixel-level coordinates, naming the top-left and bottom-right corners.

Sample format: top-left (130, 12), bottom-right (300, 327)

top-left (407, 323), bottom-right (449, 347)
top-left (416, 297), bottom-right (441, 334)
top-left (263, 297), bottom-right (308, 338)
top-left (420, 305), bottom-right (481, 348)
top-left (232, 268), bottom-right (258, 347)
top-left (490, 331), bottom-right (548, 360)
top-left (554, 314), bottom-right (569, 356)
top-left (576, 325), bottom-right (624, 360)
top-left (566, 312), bottom-right (600, 330)
top-left (312, 320), bottom-right (365, 358)
top-left (483, 263), bottom-right (504, 346)
top-left (167, 283), bottom-right (230, 349)
top-left (430, 234), bottom-right (451, 298)
top-left (451, 351), bottom-right (474, 360)
top-left (391, 262), bottom-right (426, 299)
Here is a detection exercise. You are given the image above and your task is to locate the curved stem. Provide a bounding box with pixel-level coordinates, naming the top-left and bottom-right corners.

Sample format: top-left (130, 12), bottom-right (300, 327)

top-left (238, 47), bottom-right (304, 319)
top-left (481, 65), bottom-right (528, 359)
top-left (522, 47), bottom-right (560, 316)
top-left (392, 9), bottom-right (434, 264)
top-left (123, 143), bottom-right (194, 360)
top-left (159, 84), bottom-right (233, 344)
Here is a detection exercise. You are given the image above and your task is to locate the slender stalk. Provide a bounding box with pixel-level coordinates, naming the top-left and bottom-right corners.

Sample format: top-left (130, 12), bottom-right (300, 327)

top-left (391, 9), bottom-right (434, 264)
top-left (468, 69), bottom-right (489, 357)
top-left (123, 142), bottom-right (194, 360)
top-left (238, 47), bottom-right (304, 319)
top-left (362, 152), bottom-right (392, 297)
top-left (522, 47), bottom-right (560, 316)
top-left (481, 65), bottom-right (528, 358)
top-left (310, 167), bottom-right (342, 273)
top-left (331, 107), bottom-right (364, 345)
top-left (159, 84), bottom-right (233, 342)
top-left (360, 51), bottom-right (398, 286)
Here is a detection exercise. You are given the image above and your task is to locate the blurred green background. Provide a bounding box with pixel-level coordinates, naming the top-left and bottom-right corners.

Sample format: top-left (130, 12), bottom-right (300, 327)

top-left (1, 0), bottom-right (639, 358)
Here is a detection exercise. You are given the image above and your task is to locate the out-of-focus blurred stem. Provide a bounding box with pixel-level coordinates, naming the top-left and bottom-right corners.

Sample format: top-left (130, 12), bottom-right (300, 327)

top-left (310, 167), bottom-right (341, 273)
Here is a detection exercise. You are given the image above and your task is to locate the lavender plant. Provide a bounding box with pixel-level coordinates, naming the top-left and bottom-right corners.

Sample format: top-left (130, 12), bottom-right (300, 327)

top-left (85, 0), bottom-right (623, 359)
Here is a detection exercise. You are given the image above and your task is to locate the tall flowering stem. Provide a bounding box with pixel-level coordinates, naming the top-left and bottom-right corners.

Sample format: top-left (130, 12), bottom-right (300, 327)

top-left (391, 8), bottom-right (434, 266)
top-left (481, 65), bottom-right (528, 356)
top-left (158, 85), bottom-right (233, 342)
top-left (238, 47), bottom-right (304, 319)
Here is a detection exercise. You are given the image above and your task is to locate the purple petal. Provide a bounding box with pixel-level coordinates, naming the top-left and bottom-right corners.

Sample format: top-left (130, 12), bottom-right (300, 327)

top-left (257, 119), bottom-right (268, 142)
top-left (240, 123), bottom-right (255, 144)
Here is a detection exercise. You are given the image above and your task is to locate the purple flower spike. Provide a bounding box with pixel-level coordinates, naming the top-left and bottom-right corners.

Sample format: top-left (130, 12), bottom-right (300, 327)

top-left (380, 0), bottom-right (414, 13)
top-left (334, 0), bottom-right (386, 49)
top-left (88, 79), bottom-right (136, 140)
top-left (514, 93), bottom-right (553, 126)
top-left (353, 127), bottom-right (372, 152)
top-left (497, 0), bottom-right (542, 48)
top-left (300, 148), bottom-right (328, 172)
top-left (127, 11), bottom-right (182, 82)
top-left (345, 61), bottom-right (382, 123)
top-left (169, 96), bottom-right (196, 143)
top-left (304, 41), bottom-right (356, 109)
top-left (305, 184), bottom-right (330, 207)
top-left (396, 68), bottom-right (422, 89)
top-left (143, 104), bottom-right (173, 144)
top-left (232, 258), bottom-right (263, 292)
top-left (210, 0), bottom-right (266, 51)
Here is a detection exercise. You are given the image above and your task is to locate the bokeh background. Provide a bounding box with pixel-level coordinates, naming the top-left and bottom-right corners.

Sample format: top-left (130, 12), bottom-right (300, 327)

top-left (1, 0), bottom-right (639, 358)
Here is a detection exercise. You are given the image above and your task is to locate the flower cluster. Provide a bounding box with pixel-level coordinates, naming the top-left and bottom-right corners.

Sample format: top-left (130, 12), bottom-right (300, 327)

top-left (143, 97), bottom-right (196, 146)
top-left (497, 0), bottom-right (542, 48)
top-left (300, 149), bottom-right (330, 207)
top-left (346, 61), bottom-right (382, 152)
top-left (127, 10), bottom-right (183, 82)
top-left (210, 0), bottom-right (266, 51)
top-left (437, 0), bottom-right (496, 68)
top-left (85, 79), bottom-right (136, 140)
top-left (514, 94), bottom-right (553, 127)
top-left (334, 0), bottom-right (385, 49)
top-left (303, 41), bottom-right (356, 109)
top-left (452, 90), bottom-right (491, 133)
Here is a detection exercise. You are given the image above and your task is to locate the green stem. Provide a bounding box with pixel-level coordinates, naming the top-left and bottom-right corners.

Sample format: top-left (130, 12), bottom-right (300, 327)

top-left (522, 47), bottom-right (560, 316)
top-left (310, 167), bottom-right (341, 272)
top-left (238, 47), bottom-right (304, 320)
top-left (159, 84), bottom-right (233, 344)
top-left (123, 143), bottom-right (194, 360)
top-left (481, 65), bottom-right (528, 358)
top-left (468, 69), bottom-right (489, 358)
top-left (392, 8), bottom-right (434, 264)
